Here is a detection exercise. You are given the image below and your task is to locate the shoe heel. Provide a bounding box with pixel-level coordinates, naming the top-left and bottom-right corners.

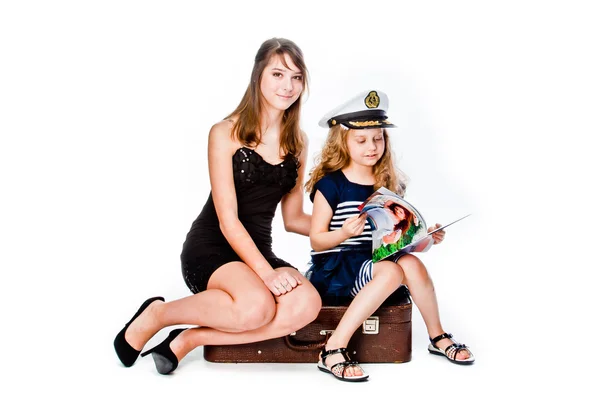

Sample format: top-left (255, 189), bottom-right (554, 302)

top-left (140, 328), bottom-right (187, 375)
top-left (140, 347), bottom-right (155, 358)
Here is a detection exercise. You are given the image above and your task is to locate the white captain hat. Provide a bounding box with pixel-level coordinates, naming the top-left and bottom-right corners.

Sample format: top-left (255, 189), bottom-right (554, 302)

top-left (318, 89), bottom-right (397, 129)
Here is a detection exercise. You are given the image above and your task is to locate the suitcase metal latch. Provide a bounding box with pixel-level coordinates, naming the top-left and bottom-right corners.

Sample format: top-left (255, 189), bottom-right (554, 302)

top-left (362, 316), bottom-right (379, 334)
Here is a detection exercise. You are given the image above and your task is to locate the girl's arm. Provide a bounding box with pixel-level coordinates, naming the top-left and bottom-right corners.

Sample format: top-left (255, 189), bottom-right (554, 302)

top-left (208, 121), bottom-right (276, 280)
top-left (309, 190), bottom-right (367, 252)
top-left (281, 133), bottom-right (311, 236)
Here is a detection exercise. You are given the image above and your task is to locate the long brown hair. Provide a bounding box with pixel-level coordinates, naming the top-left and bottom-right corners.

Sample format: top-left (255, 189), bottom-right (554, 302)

top-left (389, 203), bottom-right (412, 235)
top-left (305, 125), bottom-right (408, 195)
top-left (226, 38), bottom-right (308, 158)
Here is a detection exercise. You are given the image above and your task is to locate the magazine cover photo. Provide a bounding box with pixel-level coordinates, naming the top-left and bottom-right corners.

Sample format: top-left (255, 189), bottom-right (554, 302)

top-left (358, 188), bottom-right (431, 262)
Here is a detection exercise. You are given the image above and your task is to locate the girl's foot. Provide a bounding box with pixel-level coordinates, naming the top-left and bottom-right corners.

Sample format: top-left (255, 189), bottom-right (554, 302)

top-left (114, 296), bottom-right (164, 367)
top-left (317, 347), bottom-right (369, 382)
top-left (428, 333), bottom-right (475, 365)
top-left (123, 298), bottom-right (164, 350)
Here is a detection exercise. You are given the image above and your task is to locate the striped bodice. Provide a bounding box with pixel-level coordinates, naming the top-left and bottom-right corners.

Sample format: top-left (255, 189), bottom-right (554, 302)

top-left (311, 200), bottom-right (372, 256)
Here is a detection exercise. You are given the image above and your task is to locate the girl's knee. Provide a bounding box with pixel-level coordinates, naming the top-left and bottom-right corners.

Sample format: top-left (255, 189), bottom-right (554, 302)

top-left (232, 293), bottom-right (277, 331)
top-left (397, 254), bottom-right (430, 281)
top-left (300, 287), bottom-right (322, 322)
top-left (281, 287), bottom-right (322, 332)
top-left (373, 260), bottom-right (405, 286)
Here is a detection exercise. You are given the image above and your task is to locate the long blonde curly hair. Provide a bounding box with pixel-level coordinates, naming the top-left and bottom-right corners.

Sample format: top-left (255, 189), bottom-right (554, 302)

top-left (305, 125), bottom-right (408, 196)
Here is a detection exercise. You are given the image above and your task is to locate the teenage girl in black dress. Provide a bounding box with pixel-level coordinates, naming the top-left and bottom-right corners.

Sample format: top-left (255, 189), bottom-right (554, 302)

top-left (114, 38), bottom-right (321, 374)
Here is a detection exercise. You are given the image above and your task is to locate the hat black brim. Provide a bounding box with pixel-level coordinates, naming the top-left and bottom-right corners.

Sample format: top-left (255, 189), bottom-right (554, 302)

top-left (340, 121), bottom-right (397, 129)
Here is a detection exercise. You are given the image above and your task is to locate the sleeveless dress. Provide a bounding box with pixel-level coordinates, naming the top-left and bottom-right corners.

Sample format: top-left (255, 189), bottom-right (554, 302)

top-left (306, 170), bottom-right (410, 305)
top-left (305, 170), bottom-right (374, 302)
top-left (180, 147), bottom-right (299, 293)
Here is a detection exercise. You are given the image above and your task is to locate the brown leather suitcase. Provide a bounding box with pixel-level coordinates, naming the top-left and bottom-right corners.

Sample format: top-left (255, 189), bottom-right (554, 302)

top-left (203, 288), bottom-right (412, 363)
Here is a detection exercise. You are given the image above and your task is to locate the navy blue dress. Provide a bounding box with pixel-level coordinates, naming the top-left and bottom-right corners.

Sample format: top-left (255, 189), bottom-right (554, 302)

top-left (306, 170), bottom-right (375, 302)
top-left (180, 147), bottom-right (299, 294)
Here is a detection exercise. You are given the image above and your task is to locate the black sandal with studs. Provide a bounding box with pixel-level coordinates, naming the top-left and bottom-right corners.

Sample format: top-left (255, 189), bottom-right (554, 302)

top-left (428, 333), bottom-right (475, 365)
top-left (317, 348), bottom-right (369, 382)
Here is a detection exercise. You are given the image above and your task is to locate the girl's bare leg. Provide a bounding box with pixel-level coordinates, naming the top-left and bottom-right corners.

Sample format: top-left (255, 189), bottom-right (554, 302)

top-left (124, 263), bottom-right (308, 351)
top-left (169, 268), bottom-right (322, 360)
top-left (323, 260), bottom-right (404, 377)
top-left (395, 254), bottom-right (470, 360)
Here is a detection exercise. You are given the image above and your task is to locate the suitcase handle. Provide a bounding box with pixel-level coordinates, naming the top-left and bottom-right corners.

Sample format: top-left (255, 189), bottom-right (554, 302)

top-left (284, 330), bottom-right (332, 351)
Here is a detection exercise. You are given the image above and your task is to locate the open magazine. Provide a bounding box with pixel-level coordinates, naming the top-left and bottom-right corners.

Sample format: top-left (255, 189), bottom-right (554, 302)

top-left (357, 187), bottom-right (470, 263)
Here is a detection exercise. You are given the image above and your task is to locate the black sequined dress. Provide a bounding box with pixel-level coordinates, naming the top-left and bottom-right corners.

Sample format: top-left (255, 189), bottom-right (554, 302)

top-left (180, 147), bottom-right (299, 293)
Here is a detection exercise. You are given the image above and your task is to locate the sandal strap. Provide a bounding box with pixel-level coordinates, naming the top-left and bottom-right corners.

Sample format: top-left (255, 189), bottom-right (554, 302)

top-left (444, 343), bottom-right (470, 360)
top-left (321, 348), bottom-right (364, 378)
top-left (320, 347), bottom-right (348, 363)
top-left (430, 332), bottom-right (453, 345)
top-left (330, 360), bottom-right (361, 379)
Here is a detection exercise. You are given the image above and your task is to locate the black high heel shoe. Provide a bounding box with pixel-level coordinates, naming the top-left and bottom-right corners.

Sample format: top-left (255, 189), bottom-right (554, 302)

top-left (141, 328), bottom-right (187, 375)
top-left (114, 296), bottom-right (164, 367)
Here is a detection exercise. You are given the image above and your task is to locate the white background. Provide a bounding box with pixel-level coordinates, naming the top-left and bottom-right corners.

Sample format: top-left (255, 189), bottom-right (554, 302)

top-left (1, 1), bottom-right (598, 398)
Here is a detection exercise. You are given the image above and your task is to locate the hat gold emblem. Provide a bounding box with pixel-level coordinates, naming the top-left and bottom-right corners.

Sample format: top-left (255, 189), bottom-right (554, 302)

top-left (364, 91), bottom-right (380, 109)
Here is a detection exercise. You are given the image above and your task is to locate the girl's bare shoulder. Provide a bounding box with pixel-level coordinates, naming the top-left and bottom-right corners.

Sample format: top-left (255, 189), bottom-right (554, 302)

top-left (209, 118), bottom-right (239, 150)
